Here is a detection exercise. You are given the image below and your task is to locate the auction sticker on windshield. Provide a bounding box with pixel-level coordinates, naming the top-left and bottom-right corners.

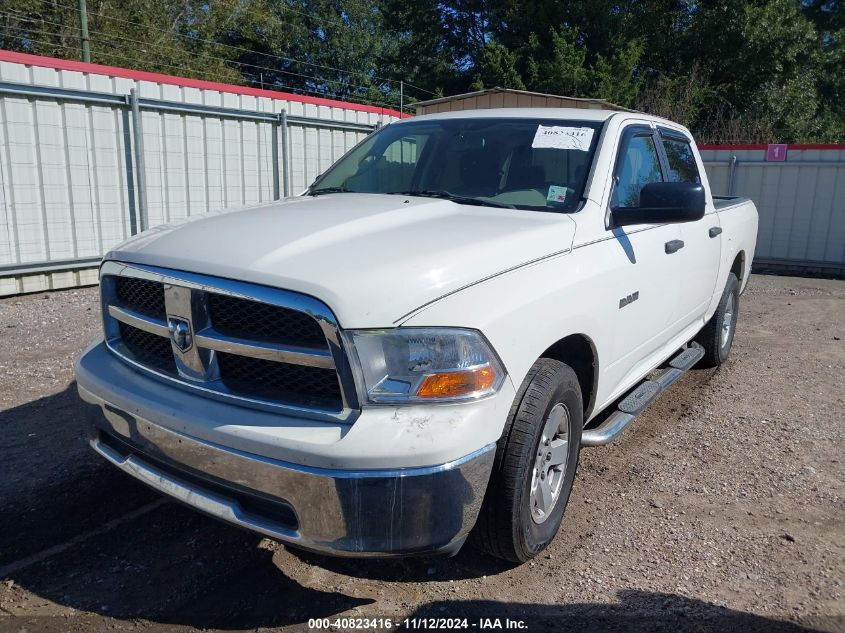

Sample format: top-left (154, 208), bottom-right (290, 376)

top-left (547, 185), bottom-right (569, 203)
top-left (531, 125), bottom-right (595, 151)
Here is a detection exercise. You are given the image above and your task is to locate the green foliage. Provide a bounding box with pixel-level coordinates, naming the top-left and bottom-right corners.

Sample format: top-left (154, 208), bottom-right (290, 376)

top-left (680, 0), bottom-right (832, 140)
top-left (470, 40), bottom-right (525, 91)
top-left (1, 0), bottom-right (841, 141)
top-left (522, 29), bottom-right (588, 97)
top-left (587, 38), bottom-right (644, 108)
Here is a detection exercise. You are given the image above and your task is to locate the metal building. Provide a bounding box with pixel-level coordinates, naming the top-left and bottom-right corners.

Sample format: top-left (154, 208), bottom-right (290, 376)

top-left (413, 87), bottom-right (634, 115)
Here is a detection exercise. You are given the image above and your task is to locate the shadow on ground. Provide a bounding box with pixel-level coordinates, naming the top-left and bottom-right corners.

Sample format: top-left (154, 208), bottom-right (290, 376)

top-left (289, 544), bottom-right (517, 582)
top-left (0, 383), bottom-right (160, 565)
top-left (401, 593), bottom-right (835, 633)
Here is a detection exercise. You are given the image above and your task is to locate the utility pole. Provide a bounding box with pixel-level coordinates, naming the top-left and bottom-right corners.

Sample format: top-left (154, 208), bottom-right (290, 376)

top-left (78, 0), bottom-right (91, 62)
top-left (400, 80), bottom-right (404, 115)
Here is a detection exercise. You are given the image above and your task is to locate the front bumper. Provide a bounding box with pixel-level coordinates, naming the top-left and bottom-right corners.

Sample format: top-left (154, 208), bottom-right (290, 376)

top-left (82, 392), bottom-right (494, 556)
top-left (77, 342), bottom-right (498, 557)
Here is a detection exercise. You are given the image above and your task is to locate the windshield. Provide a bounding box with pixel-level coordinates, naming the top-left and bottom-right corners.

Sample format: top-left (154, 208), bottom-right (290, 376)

top-left (308, 117), bottom-right (603, 212)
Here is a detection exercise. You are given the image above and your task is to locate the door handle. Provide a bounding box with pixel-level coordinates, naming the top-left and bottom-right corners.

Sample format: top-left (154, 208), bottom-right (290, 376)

top-left (709, 226), bottom-right (722, 238)
top-left (664, 239), bottom-right (685, 254)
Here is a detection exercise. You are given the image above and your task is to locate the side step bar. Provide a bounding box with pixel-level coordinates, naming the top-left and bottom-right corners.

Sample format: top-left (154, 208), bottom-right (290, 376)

top-left (581, 342), bottom-right (704, 447)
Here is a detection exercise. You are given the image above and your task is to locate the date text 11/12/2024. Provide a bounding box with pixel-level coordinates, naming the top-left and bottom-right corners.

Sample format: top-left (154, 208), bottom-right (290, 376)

top-left (307, 617), bottom-right (528, 630)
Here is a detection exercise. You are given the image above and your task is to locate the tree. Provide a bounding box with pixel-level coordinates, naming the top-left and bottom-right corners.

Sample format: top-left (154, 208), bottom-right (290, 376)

top-left (522, 29), bottom-right (588, 97)
top-left (469, 40), bottom-right (524, 90)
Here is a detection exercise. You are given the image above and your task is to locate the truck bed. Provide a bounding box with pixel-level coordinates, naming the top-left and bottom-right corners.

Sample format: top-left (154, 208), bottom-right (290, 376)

top-left (713, 196), bottom-right (751, 211)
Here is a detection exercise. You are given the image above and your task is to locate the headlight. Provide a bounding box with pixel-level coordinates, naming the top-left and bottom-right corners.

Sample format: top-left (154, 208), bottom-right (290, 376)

top-left (347, 328), bottom-right (505, 404)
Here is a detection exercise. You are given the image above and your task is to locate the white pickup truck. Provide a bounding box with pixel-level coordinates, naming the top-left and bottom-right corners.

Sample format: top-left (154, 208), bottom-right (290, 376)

top-left (75, 108), bottom-right (758, 562)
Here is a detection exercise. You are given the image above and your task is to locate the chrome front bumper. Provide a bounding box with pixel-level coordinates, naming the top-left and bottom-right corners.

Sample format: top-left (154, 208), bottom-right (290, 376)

top-left (81, 387), bottom-right (495, 557)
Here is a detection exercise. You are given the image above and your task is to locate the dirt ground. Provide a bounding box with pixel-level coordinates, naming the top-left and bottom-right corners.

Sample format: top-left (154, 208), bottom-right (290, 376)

top-left (0, 274), bottom-right (842, 633)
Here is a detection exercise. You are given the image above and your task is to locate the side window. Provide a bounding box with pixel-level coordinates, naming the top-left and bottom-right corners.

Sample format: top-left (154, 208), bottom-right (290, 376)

top-left (611, 133), bottom-right (664, 208)
top-left (663, 137), bottom-right (701, 183)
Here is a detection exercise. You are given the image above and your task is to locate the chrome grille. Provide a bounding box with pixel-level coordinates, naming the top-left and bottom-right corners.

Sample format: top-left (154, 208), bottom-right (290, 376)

top-left (216, 353), bottom-right (342, 409)
top-left (118, 322), bottom-right (176, 373)
top-left (100, 262), bottom-right (356, 421)
top-left (115, 277), bottom-right (166, 319)
top-left (208, 293), bottom-right (326, 346)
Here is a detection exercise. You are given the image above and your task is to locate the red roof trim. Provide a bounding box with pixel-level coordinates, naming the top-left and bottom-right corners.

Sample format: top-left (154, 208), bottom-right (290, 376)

top-left (0, 49), bottom-right (409, 118)
top-left (699, 143), bottom-right (845, 150)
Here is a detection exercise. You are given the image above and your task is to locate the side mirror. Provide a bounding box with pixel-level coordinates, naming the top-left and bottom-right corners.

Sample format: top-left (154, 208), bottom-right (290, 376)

top-left (612, 182), bottom-right (705, 227)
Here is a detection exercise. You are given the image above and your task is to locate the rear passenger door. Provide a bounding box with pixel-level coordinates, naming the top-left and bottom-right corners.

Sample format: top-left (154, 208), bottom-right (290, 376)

top-left (657, 129), bottom-right (721, 328)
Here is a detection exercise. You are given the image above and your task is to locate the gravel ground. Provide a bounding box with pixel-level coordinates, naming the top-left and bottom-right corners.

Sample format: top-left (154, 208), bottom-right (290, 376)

top-left (0, 274), bottom-right (842, 633)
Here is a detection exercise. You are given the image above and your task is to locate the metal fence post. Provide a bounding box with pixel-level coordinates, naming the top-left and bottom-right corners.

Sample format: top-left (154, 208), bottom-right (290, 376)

top-left (271, 115), bottom-right (280, 200)
top-left (120, 106), bottom-right (138, 235)
top-left (728, 155), bottom-right (737, 196)
top-left (280, 109), bottom-right (290, 198)
top-left (129, 89), bottom-right (149, 231)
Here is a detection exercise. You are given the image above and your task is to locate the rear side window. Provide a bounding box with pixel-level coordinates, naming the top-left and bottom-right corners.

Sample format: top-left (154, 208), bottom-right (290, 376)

top-left (662, 137), bottom-right (700, 183)
top-left (612, 133), bottom-right (664, 208)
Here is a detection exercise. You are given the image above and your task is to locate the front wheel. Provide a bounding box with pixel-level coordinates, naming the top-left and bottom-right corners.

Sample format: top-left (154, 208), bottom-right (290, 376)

top-left (695, 272), bottom-right (740, 368)
top-left (471, 358), bottom-right (582, 562)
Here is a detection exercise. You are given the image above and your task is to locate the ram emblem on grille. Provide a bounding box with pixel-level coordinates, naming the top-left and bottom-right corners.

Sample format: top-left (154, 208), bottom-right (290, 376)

top-left (167, 317), bottom-right (193, 352)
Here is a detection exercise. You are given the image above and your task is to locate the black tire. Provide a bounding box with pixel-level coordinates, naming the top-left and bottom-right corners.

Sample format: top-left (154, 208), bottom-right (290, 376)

top-left (471, 358), bottom-right (582, 562)
top-left (695, 272), bottom-right (740, 368)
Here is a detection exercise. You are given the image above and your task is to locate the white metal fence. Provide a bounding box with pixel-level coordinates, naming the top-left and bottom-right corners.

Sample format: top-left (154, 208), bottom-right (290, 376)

top-left (700, 147), bottom-right (845, 274)
top-left (0, 52), bottom-right (399, 296)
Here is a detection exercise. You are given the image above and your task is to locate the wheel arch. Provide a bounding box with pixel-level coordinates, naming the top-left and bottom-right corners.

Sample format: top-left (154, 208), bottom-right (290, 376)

top-left (540, 334), bottom-right (599, 419)
top-left (731, 250), bottom-right (746, 285)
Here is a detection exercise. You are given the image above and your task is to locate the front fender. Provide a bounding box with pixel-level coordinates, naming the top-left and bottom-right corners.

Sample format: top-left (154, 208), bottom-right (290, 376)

top-left (401, 250), bottom-right (606, 428)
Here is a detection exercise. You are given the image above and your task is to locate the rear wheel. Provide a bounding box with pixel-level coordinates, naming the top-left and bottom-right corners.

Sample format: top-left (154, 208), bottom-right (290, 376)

top-left (471, 358), bottom-right (582, 562)
top-left (695, 272), bottom-right (740, 367)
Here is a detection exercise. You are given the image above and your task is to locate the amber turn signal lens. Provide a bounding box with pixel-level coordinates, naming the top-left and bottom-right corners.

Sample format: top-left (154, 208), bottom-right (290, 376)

top-left (416, 365), bottom-right (497, 399)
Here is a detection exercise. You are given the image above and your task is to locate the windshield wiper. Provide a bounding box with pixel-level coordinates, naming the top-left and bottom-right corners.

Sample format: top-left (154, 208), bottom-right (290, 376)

top-left (388, 190), bottom-right (515, 209)
top-left (308, 187), bottom-right (353, 196)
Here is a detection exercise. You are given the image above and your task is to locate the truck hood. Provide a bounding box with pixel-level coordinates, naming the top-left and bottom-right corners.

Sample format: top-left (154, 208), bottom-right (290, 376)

top-left (108, 194), bottom-right (576, 327)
